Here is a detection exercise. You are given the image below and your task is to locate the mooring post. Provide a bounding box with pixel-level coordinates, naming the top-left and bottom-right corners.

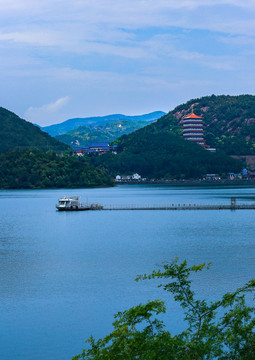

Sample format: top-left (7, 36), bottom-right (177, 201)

top-left (231, 197), bottom-right (236, 209)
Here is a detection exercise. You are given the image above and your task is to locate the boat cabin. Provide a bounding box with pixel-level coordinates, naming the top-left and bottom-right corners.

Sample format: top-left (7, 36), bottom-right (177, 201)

top-left (57, 196), bottom-right (81, 210)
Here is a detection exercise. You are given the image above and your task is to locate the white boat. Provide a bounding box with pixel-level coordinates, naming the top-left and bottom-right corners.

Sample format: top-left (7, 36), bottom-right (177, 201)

top-left (56, 196), bottom-right (103, 211)
top-left (56, 196), bottom-right (89, 211)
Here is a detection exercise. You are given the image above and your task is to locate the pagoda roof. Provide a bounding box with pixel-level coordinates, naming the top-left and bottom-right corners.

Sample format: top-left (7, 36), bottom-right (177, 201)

top-left (183, 112), bottom-right (203, 119)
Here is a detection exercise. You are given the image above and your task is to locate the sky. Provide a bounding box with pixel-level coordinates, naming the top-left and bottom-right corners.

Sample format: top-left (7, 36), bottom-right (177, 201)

top-left (1, 0), bottom-right (255, 126)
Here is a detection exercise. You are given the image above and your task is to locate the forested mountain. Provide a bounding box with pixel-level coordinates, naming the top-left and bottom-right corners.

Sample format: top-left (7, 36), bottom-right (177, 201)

top-left (0, 150), bottom-right (113, 189)
top-left (55, 120), bottom-right (153, 148)
top-left (167, 94), bottom-right (255, 155)
top-left (1, 96), bottom-right (253, 183)
top-left (0, 107), bottom-right (114, 189)
top-left (89, 95), bottom-right (252, 179)
top-left (0, 107), bottom-right (69, 153)
top-left (91, 130), bottom-right (241, 179)
top-left (42, 111), bottom-right (165, 137)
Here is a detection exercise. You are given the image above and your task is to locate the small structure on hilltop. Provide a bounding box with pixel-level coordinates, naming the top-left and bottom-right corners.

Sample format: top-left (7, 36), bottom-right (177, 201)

top-left (181, 105), bottom-right (206, 147)
top-left (181, 105), bottom-right (215, 152)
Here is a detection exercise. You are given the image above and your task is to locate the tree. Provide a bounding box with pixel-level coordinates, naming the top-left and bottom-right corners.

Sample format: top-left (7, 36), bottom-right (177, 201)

top-left (0, 149), bottom-right (114, 189)
top-left (73, 259), bottom-right (255, 359)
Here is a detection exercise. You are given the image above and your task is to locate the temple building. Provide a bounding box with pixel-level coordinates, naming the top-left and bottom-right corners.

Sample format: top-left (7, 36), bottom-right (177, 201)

top-left (181, 105), bottom-right (205, 147)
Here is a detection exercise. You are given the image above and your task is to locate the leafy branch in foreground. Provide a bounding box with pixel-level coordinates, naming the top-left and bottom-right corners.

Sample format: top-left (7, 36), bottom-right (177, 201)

top-left (73, 259), bottom-right (255, 360)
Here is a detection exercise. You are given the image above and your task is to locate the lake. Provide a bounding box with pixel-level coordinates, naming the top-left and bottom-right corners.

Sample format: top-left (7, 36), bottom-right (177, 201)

top-left (1, 184), bottom-right (255, 360)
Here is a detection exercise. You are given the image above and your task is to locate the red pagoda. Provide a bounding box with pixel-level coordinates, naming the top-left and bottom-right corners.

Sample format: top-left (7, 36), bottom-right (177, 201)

top-left (181, 105), bottom-right (205, 146)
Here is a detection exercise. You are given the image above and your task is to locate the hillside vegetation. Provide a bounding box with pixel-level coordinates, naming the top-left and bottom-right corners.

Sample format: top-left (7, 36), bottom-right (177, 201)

top-left (0, 107), bottom-right (114, 189)
top-left (170, 94), bottom-right (255, 155)
top-left (92, 132), bottom-right (241, 179)
top-left (0, 107), bottom-right (69, 153)
top-left (90, 95), bottom-right (255, 179)
top-left (55, 120), bottom-right (153, 148)
top-left (0, 150), bottom-right (113, 189)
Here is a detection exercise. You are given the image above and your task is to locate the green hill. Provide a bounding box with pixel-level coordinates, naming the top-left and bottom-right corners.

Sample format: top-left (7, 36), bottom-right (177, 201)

top-left (92, 131), bottom-right (241, 179)
top-left (0, 150), bottom-right (114, 189)
top-left (0, 107), bottom-right (69, 153)
top-left (0, 107), bottom-right (114, 189)
top-left (165, 94), bottom-right (255, 155)
top-left (90, 96), bottom-right (250, 179)
top-left (55, 120), bottom-right (153, 148)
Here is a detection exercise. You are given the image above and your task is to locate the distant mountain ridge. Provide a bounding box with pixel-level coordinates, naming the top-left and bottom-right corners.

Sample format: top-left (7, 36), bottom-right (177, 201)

top-left (55, 119), bottom-right (158, 148)
top-left (41, 111), bottom-right (165, 137)
top-left (0, 107), bottom-right (69, 153)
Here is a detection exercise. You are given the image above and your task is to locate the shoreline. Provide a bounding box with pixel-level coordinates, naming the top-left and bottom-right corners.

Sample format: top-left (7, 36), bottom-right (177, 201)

top-left (116, 179), bottom-right (255, 186)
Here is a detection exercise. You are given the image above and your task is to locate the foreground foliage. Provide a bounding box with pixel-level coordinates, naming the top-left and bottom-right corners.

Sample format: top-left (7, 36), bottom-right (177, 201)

top-left (0, 150), bottom-right (114, 189)
top-left (73, 259), bottom-right (255, 359)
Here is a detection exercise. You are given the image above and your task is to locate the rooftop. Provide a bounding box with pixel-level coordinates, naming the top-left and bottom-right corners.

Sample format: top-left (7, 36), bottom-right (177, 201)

top-left (183, 112), bottom-right (203, 119)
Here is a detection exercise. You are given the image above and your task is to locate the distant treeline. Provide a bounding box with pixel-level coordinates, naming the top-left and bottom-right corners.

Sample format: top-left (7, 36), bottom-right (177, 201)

top-left (0, 150), bottom-right (114, 189)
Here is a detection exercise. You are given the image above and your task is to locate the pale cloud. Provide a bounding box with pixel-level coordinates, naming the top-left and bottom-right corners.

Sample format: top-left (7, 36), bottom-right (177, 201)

top-left (0, 0), bottom-right (254, 53)
top-left (0, 0), bottom-right (254, 124)
top-left (0, 0), bottom-right (255, 37)
top-left (25, 97), bottom-right (71, 126)
top-left (142, 34), bottom-right (237, 71)
top-left (0, 31), bottom-right (63, 47)
top-left (218, 34), bottom-right (255, 49)
top-left (43, 96), bottom-right (71, 112)
top-left (0, 0), bottom-right (38, 11)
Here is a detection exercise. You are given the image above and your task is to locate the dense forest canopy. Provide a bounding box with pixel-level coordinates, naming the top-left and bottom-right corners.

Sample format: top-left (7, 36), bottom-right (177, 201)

top-left (0, 107), bottom-right (69, 153)
top-left (0, 150), bottom-right (114, 189)
top-left (0, 107), bottom-right (115, 189)
top-left (91, 121), bottom-right (242, 179)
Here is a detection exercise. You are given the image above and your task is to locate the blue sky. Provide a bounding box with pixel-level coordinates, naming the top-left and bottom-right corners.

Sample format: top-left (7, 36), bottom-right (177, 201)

top-left (0, 0), bottom-right (255, 125)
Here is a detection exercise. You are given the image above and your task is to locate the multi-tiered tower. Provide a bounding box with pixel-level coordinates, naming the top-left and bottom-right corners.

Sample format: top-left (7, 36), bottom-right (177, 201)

top-left (182, 105), bottom-right (205, 147)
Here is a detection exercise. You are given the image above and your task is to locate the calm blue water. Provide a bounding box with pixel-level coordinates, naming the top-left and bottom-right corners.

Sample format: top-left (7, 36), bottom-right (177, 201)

top-left (1, 184), bottom-right (255, 360)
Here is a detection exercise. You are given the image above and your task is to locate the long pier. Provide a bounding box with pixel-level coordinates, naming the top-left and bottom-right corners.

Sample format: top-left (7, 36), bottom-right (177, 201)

top-left (57, 198), bottom-right (255, 211)
top-left (98, 203), bottom-right (255, 211)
